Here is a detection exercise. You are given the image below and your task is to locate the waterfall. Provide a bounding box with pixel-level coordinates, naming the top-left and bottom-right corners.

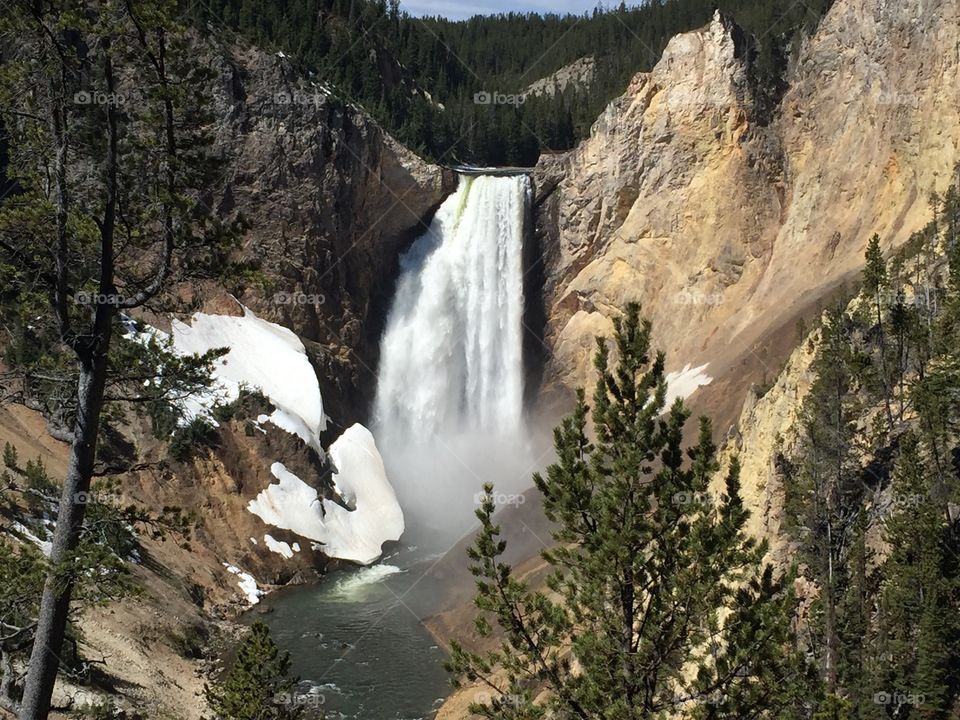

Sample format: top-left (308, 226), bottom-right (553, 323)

top-left (373, 173), bottom-right (534, 538)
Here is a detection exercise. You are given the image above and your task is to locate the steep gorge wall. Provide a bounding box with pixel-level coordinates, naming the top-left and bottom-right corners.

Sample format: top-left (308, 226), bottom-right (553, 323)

top-left (119, 39), bottom-right (458, 588)
top-left (534, 0), bottom-right (960, 430)
top-left (200, 40), bottom-right (456, 425)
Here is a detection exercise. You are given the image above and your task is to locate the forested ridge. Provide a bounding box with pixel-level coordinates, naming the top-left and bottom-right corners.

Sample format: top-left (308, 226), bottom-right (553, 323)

top-left (776, 177), bottom-right (960, 718)
top-left (192, 0), bottom-right (834, 165)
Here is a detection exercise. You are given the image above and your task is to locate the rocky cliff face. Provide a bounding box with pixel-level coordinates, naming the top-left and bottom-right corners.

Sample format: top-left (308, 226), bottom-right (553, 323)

top-left (201, 41), bottom-right (456, 425)
top-left (524, 56), bottom-right (597, 98)
top-left (534, 0), bottom-right (960, 429)
top-left (127, 41), bottom-right (456, 587)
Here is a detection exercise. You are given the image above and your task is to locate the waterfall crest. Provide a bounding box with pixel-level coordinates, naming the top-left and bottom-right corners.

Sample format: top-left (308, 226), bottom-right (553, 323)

top-left (374, 173), bottom-right (533, 538)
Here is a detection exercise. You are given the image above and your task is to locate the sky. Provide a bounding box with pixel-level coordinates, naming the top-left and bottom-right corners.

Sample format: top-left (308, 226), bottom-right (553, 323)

top-left (401, 0), bottom-right (604, 20)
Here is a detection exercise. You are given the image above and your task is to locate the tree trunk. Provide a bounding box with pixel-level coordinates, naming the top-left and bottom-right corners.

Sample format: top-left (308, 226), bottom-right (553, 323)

top-left (18, 333), bottom-right (112, 720)
top-left (874, 291), bottom-right (895, 433)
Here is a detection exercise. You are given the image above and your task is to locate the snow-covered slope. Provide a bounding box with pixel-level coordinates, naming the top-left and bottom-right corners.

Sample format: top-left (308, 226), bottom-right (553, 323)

top-left (247, 424), bottom-right (404, 565)
top-left (170, 308), bottom-right (327, 455)
top-left (131, 305), bottom-right (404, 566)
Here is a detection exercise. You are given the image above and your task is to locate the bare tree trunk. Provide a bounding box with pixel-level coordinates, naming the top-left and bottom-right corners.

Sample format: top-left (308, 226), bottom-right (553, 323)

top-left (20, 34), bottom-right (119, 718)
top-left (18, 332), bottom-right (112, 719)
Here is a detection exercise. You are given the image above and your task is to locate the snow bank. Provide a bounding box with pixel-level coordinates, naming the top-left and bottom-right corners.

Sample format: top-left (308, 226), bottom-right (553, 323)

top-left (263, 534), bottom-right (296, 559)
top-left (247, 424), bottom-right (405, 565)
top-left (11, 521), bottom-right (52, 557)
top-left (223, 563), bottom-right (264, 604)
top-left (128, 307), bottom-right (405, 566)
top-left (170, 308), bottom-right (327, 454)
top-left (665, 363), bottom-right (713, 407)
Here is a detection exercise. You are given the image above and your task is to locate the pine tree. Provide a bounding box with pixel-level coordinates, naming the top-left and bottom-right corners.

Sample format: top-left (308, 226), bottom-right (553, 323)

top-left (872, 434), bottom-right (960, 719)
top-left (789, 305), bottom-right (866, 691)
top-left (0, 0), bottom-right (245, 714)
top-left (862, 234), bottom-right (895, 433)
top-left (204, 620), bottom-right (303, 720)
top-left (448, 303), bottom-right (816, 719)
top-left (835, 508), bottom-right (875, 718)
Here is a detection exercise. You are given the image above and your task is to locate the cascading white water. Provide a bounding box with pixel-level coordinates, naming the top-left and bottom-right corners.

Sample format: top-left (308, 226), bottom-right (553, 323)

top-left (374, 173), bottom-right (534, 539)
top-left (376, 174), bottom-right (529, 436)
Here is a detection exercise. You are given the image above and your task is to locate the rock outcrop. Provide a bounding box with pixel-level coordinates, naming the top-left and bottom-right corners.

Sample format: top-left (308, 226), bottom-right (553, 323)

top-left (524, 56), bottom-right (597, 98)
top-left (534, 0), bottom-right (960, 429)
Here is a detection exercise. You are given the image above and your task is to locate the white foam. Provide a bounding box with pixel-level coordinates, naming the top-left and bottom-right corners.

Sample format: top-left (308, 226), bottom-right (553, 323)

top-left (332, 564), bottom-right (403, 596)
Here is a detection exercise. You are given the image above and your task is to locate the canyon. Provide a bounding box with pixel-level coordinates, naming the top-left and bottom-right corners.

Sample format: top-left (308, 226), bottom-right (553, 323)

top-left (1, 0), bottom-right (959, 715)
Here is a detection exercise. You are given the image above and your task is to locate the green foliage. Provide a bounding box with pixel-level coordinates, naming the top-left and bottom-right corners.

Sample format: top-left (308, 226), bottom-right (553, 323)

top-left (211, 385), bottom-right (271, 425)
top-left (448, 303), bottom-right (816, 719)
top-left (0, 540), bottom-right (47, 650)
top-left (870, 434), bottom-right (960, 718)
top-left (781, 171), bottom-right (960, 717)
top-left (0, 449), bottom-right (197, 695)
top-left (0, 0), bottom-right (249, 442)
top-left (811, 694), bottom-right (852, 720)
top-left (204, 620), bottom-right (302, 720)
top-left (22, 457), bottom-right (59, 510)
top-left (169, 417), bottom-right (220, 462)
top-left (3, 443), bottom-right (18, 471)
top-left (863, 234), bottom-right (888, 299)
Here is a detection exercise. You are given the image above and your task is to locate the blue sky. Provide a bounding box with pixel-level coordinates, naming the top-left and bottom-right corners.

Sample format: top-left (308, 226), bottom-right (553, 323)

top-left (401, 0), bottom-right (604, 20)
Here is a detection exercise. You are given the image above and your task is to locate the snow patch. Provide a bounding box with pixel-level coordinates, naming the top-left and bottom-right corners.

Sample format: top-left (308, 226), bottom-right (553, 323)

top-left (170, 308), bottom-right (326, 452)
top-left (247, 424), bottom-right (404, 565)
top-left (665, 363), bottom-right (712, 407)
top-left (223, 563), bottom-right (264, 605)
top-left (263, 534), bottom-right (295, 559)
top-left (11, 521), bottom-right (52, 557)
